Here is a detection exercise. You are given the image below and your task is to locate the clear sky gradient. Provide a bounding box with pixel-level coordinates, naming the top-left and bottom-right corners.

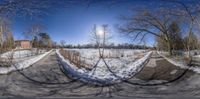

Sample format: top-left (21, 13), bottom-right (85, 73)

top-left (12, 0), bottom-right (160, 46)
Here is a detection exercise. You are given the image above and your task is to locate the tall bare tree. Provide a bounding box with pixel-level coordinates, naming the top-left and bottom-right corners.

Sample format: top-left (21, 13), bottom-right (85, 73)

top-left (90, 24), bottom-right (112, 57)
top-left (0, 17), bottom-right (12, 52)
top-left (23, 24), bottom-right (45, 48)
top-left (163, 0), bottom-right (200, 56)
top-left (184, 31), bottom-right (199, 50)
top-left (119, 8), bottom-right (184, 55)
top-left (90, 24), bottom-right (101, 56)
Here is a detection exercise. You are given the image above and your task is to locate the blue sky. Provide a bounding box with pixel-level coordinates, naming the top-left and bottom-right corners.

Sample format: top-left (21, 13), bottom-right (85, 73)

top-left (12, 0), bottom-right (157, 46)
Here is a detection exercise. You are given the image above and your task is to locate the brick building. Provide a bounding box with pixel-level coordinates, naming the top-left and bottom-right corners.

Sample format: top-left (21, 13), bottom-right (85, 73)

top-left (15, 40), bottom-right (31, 49)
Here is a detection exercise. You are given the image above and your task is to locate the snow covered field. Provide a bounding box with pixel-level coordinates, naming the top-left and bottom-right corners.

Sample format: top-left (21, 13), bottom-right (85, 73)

top-left (64, 49), bottom-right (147, 67)
top-left (57, 49), bottom-right (152, 85)
top-left (0, 49), bottom-right (47, 59)
top-left (1, 50), bottom-right (33, 58)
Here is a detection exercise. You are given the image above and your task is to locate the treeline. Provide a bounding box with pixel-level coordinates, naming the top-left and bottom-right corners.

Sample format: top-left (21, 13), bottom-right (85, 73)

top-left (0, 17), bottom-right (15, 53)
top-left (0, 19), bottom-right (53, 54)
top-left (59, 43), bottom-right (153, 49)
top-left (23, 24), bottom-right (53, 49)
top-left (119, 2), bottom-right (200, 55)
top-left (32, 33), bottom-right (52, 48)
top-left (156, 21), bottom-right (200, 52)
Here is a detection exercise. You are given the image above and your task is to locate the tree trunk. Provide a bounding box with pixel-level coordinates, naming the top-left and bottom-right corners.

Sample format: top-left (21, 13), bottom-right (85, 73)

top-left (167, 41), bottom-right (173, 55)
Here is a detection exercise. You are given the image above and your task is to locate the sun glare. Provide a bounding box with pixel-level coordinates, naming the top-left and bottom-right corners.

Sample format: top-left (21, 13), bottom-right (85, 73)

top-left (97, 28), bottom-right (104, 37)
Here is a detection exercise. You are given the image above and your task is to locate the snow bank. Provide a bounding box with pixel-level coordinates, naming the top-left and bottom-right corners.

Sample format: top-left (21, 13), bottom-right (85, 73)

top-left (0, 50), bottom-right (52, 74)
top-left (56, 49), bottom-right (152, 85)
top-left (158, 51), bottom-right (200, 74)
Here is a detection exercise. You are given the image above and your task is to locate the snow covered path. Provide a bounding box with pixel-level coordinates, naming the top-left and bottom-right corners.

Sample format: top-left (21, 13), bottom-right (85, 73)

top-left (114, 52), bottom-right (200, 98)
top-left (158, 51), bottom-right (200, 74)
top-left (0, 51), bottom-right (110, 97)
top-left (56, 49), bottom-right (152, 85)
top-left (0, 50), bottom-right (200, 98)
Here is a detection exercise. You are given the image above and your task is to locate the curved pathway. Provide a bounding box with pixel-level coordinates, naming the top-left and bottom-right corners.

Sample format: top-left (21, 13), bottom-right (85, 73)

top-left (0, 51), bottom-right (200, 98)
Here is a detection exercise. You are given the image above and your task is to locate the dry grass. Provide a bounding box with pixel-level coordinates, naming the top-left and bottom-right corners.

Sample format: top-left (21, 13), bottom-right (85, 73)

top-left (60, 49), bottom-right (91, 70)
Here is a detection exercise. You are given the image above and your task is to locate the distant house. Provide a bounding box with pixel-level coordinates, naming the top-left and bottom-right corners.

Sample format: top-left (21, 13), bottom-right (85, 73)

top-left (15, 40), bottom-right (31, 49)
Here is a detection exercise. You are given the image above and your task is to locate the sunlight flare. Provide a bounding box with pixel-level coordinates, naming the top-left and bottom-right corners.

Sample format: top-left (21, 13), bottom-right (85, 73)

top-left (97, 28), bottom-right (104, 37)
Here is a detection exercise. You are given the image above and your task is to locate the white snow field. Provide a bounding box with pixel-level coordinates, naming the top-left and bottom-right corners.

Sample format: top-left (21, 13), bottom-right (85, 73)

top-left (57, 49), bottom-right (152, 85)
top-left (0, 50), bottom-right (52, 74)
top-left (0, 49), bottom-right (46, 59)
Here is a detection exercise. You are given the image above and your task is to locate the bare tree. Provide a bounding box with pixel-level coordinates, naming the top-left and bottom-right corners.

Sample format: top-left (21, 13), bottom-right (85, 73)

top-left (60, 40), bottom-right (66, 48)
top-left (37, 32), bottom-right (52, 48)
top-left (90, 25), bottom-right (100, 54)
top-left (0, 17), bottom-right (12, 53)
top-left (184, 31), bottom-right (199, 51)
top-left (119, 9), bottom-right (184, 55)
top-left (87, 0), bottom-right (199, 55)
top-left (3, 32), bottom-right (14, 49)
top-left (23, 24), bottom-right (45, 48)
top-left (166, 0), bottom-right (200, 56)
top-left (90, 24), bottom-right (112, 57)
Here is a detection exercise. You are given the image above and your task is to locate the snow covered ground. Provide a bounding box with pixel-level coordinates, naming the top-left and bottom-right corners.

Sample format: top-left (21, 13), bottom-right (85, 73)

top-left (65, 48), bottom-right (147, 67)
top-left (194, 55), bottom-right (200, 58)
top-left (158, 51), bottom-right (200, 74)
top-left (0, 49), bottom-right (47, 59)
top-left (57, 49), bottom-right (152, 85)
top-left (0, 50), bottom-right (52, 74)
top-left (0, 50), bottom-right (33, 58)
